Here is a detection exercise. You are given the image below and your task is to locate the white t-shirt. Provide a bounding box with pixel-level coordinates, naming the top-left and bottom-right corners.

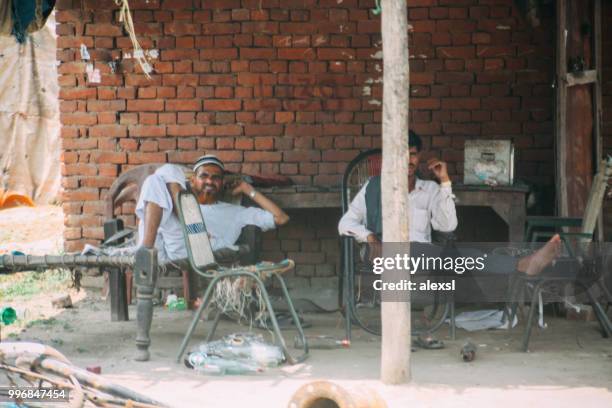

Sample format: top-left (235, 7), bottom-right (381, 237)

top-left (135, 164), bottom-right (275, 262)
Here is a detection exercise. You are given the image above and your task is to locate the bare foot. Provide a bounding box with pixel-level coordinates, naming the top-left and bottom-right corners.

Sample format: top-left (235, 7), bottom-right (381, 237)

top-left (517, 234), bottom-right (562, 276)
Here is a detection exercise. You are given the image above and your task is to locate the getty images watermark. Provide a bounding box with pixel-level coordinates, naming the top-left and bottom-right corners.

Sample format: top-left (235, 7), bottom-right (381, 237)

top-left (371, 251), bottom-right (487, 292)
top-left (361, 242), bottom-right (612, 303)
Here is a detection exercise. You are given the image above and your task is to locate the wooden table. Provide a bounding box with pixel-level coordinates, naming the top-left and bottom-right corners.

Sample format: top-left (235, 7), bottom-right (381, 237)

top-left (260, 183), bottom-right (529, 242)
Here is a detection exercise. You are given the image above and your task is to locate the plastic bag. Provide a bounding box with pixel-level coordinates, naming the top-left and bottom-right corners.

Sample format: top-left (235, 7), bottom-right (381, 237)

top-left (186, 333), bottom-right (284, 375)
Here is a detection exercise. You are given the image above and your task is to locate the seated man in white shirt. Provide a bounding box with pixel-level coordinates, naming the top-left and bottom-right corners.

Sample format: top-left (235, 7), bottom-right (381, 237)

top-left (136, 154), bottom-right (289, 264)
top-left (338, 130), bottom-right (562, 278)
top-left (339, 130), bottom-right (456, 248)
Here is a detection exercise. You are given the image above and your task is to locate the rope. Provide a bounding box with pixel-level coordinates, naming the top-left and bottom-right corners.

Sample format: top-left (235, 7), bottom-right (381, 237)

top-left (114, 0), bottom-right (151, 78)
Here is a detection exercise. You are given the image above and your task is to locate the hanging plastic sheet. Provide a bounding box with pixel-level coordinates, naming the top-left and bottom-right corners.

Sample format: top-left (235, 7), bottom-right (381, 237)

top-left (0, 11), bottom-right (60, 204)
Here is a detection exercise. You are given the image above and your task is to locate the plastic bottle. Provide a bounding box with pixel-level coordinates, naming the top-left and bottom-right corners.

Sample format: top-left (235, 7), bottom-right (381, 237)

top-left (294, 335), bottom-right (350, 350)
top-left (186, 352), bottom-right (262, 375)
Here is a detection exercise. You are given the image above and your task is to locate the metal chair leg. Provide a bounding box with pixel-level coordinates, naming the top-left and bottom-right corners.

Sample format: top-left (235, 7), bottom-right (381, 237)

top-left (580, 282), bottom-right (612, 338)
top-left (175, 275), bottom-right (222, 363)
top-left (343, 240), bottom-right (354, 343)
top-left (522, 281), bottom-right (544, 352)
top-left (449, 294), bottom-right (456, 340)
top-left (206, 309), bottom-right (223, 343)
top-left (176, 271), bottom-right (308, 365)
top-left (246, 272), bottom-right (305, 364)
top-left (271, 273), bottom-right (309, 362)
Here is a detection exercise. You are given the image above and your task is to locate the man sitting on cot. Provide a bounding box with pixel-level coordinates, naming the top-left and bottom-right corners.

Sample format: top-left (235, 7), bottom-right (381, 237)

top-left (136, 154), bottom-right (289, 264)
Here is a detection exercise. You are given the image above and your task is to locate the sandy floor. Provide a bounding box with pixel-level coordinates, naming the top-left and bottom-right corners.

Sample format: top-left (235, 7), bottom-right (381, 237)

top-left (3, 293), bottom-right (611, 408)
top-left (2, 206), bottom-right (612, 407)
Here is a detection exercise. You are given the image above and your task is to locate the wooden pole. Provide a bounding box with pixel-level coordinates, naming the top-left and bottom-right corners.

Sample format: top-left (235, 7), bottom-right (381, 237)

top-left (380, 0), bottom-right (411, 384)
top-left (555, 0), bottom-right (568, 216)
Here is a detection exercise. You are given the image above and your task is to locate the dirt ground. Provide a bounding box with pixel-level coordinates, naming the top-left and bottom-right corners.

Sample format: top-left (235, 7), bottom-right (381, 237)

top-left (1, 206), bottom-right (612, 407)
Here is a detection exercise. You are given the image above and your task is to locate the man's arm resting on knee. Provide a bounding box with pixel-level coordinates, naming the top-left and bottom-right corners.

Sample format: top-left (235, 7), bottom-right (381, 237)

top-left (141, 182), bottom-right (184, 248)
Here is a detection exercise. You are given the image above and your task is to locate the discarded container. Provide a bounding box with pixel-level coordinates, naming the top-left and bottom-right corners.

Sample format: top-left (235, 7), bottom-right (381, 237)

top-left (185, 333), bottom-right (284, 375)
top-left (0, 190), bottom-right (34, 209)
top-left (197, 333), bottom-right (284, 367)
top-left (86, 366), bottom-right (101, 374)
top-left (167, 296), bottom-right (186, 311)
top-left (1, 307), bottom-right (17, 325)
top-left (187, 352), bottom-right (263, 375)
top-left (460, 341), bottom-right (477, 362)
top-left (288, 380), bottom-right (387, 408)
top-left (294, 335), bottom-right (350, 350)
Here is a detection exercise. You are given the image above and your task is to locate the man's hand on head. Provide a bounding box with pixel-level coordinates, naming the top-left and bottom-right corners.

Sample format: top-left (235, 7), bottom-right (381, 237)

top-left (230, 180), bottom-right (255, 197)
top-left (426, 158), bottom-right (450, 183)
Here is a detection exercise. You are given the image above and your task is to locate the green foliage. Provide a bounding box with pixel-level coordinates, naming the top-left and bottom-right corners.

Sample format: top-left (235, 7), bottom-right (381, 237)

top-left (0, 270), bottom-right (71, 300)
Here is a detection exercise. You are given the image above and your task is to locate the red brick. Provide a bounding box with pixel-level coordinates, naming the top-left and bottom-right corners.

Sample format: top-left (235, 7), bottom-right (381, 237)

top-left (200, 48), bottom-right (238, 60)
top-left (167, 151), bottom-right (202, 164)
top-left (85, 23), bottom-right (122, 36)
top-left (244, 151), bottom-right (282, 162)
top-left (322, 150), bottom-right (359, 162)
top-left (206, 125), bottom-right (243, 136)
top-left (411, 98), bottom-right (442, 110)
top-left (203, 99), bottom-right (242, 111)
top-left (89, 125), bottom-right (127, 138)
top-left (62, 113), bottom-right (97, 126)
top-left (127, 100), bottom-right (165, 111)
top-left (322, 124), bottom-right (361, 136)
top-left (235, 138), bottom-right (254, 150)
top-left (60, 88), bottom-right (97, 100)
top-left (86, 100), bottom-right (125, 112)
top-left (167, 125), bottom-right (204, 136)
top-left (275, 111), bottom-right (294, 123)
top-left (128, 152), bottom-right (167, 164)
top-left (238, 48), bottom-right (274, 60)
top-left (244, 125), bottom-right (283, 136)
top-left (128, 125), bottom-right (167, 137)
top-left (278, 48), bottom-right (316, 60)
top-left (436, 46), bottom-right (475, 59)
top-left (165, 99), bottom-right (202, 111)
top-left (63, 188), bottom-right (99, 201)
top-left (441, 97), bottom-right (481, 110)
top-left (436, 71), bottom-right (474, 84)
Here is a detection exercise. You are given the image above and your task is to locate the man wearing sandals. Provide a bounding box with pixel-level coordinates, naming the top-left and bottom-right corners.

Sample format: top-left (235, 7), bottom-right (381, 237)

top-left (136, 155), bottom-right (289, 263)
top-left (337, 130), bottom-right (564, 348)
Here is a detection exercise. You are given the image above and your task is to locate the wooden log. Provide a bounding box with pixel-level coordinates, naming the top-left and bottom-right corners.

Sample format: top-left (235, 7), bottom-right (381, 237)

top-left (380, 0), bottom-right (411, 384)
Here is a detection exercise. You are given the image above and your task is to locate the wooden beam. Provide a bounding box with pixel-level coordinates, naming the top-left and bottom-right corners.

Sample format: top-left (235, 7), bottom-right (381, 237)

top-left (594, 0), bottom-right (604, 241)
top-left (380, 0), bottom-right (411, 384)
top-left (555, 0), bottom-right (568, 216)
top-left (565, 69), bottom-right (597, 86)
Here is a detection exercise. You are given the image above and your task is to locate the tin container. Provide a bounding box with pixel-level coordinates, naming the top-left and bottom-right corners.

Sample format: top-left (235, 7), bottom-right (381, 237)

top-left (464, 140), bottom-right (514, 186)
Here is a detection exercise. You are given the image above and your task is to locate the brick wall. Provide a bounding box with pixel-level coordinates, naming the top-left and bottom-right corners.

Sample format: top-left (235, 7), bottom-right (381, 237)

top-left (56, 0), bottom-right (559, 278)
top-left (603, 1), bottom-right (612, 241)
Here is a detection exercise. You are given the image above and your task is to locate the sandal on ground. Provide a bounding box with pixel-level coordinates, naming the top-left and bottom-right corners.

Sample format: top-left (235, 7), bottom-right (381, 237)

top-left (412, 335), bottom-right (445, 350)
